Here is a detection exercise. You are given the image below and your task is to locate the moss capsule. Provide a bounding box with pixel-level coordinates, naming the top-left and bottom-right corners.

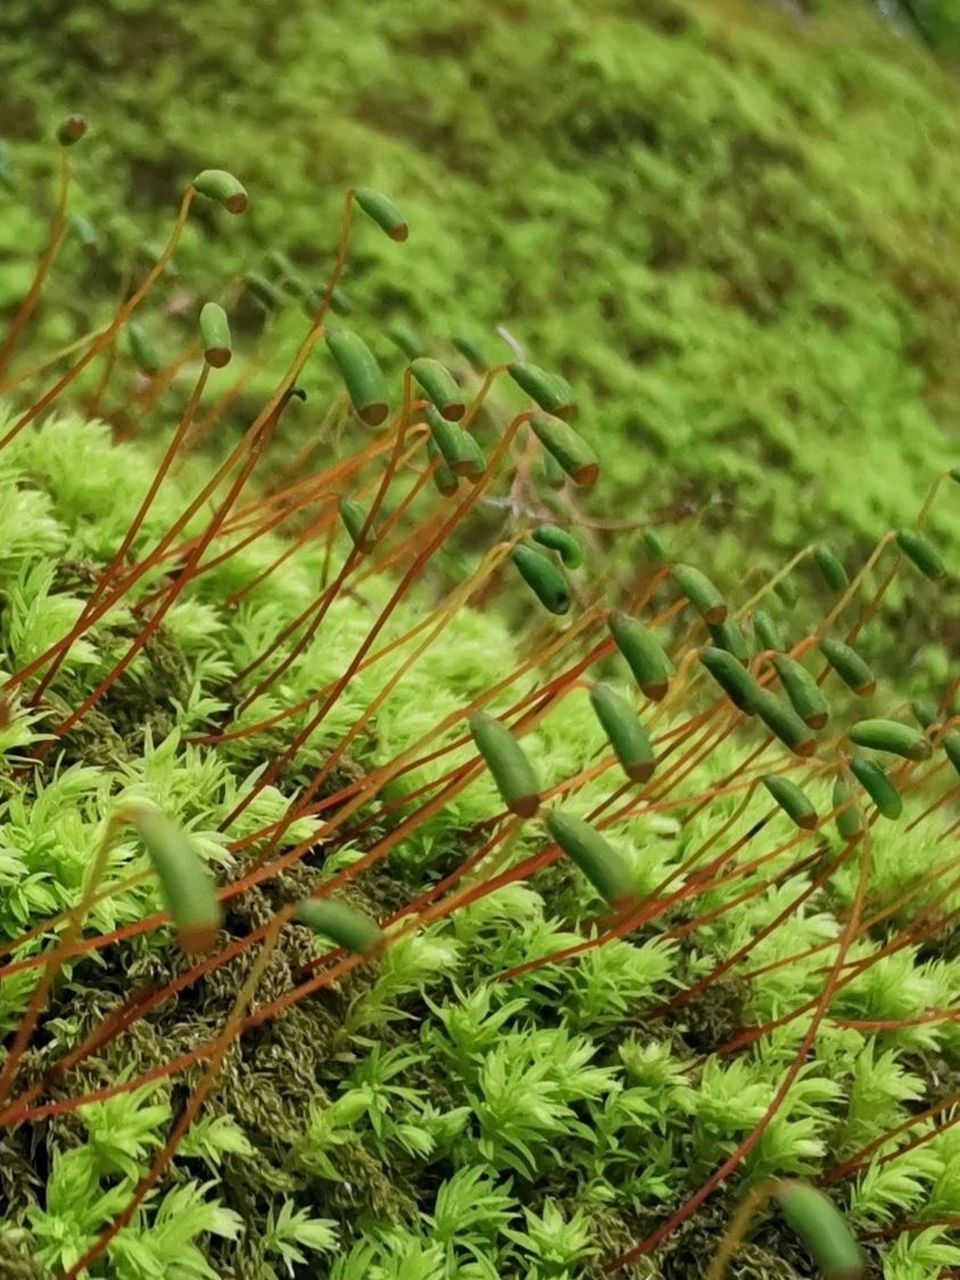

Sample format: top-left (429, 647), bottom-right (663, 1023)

top-left (545, 809), bottom-right (634, 906)
top-left (911, 699), bottom-right (940, 731)
top-left (69, 214), bottom-right (98, 255)
top-left (426, 407), bottom-right (484, 478)
top-left (130, 807), bottom-right (221, 954)
top-left (541, 451), bottom-right (567, 491)
top-left (833, 777), bottom-right (863, 841)
top-left (896, 528), bottom-right (947, 581)
top-left (469, 711), bottom-right (541, 818)
top-left (762, 775), bottom-right (818, 830)
top-left (820, 637), bottom-right (876, 697)
top-left (753, 609), bottom-right (784, 653)
top-left (773, 1180), bottom-right (865, 1280)
top-left (754, 689), bottom-right (817, 758)
top-left (773, 655), bottom-right (830, 730)
top-left (943, 728), bottom-right (960, 776)
top-left (386, 323), bottom-right (425, 360)
top-left (849, 718), bottom-right (931, 762)
top-left (57, 114), bottom-right (87, 147)
top-left (530, 414), bottom-right (599, 487)
top-left (410, 357), bottom-right (466, 421)
top-left (427, 438), bottom-right (459, 496)
top-left (245, 273), bottom-right (282, 311)
top-left (531, 525), bottom-right (583, 569)
top-left (590, 683), bottom-right (655, 783)
top-left (641, 527), bottom-right (670, 564)
top-left (814, 544), bottom-right (849, 592)
top-left (672, 564), bottom-right (727, 625)
top-left (850, 755), bottom-right (902, 820)
top-left (511, 545), bottom-right (570, 615)
top-left (508, 362), bottom-right (577, 420)
top-left (199, 302), bottom-right (232, 368)
top-left (698, 646), bottom-right (760, 715)
top-left (609, 613), bottom-right (672, 701)
top-left (707, 617), bottom-right (750, 663)
top-left (126, 322), bottom-right (160, 375)
top-left (452, 334), bottom-right (488, 372)
top-left (339, 497), bottom-right (377, 553)
top-left (354, 187), bottom-right (409, 242)
top-left (326, 329), bottom-right (390, 426)
top-left (193, 168), bottom-right (248, 214)
top-left (297, 898), bottom-right (382, 955)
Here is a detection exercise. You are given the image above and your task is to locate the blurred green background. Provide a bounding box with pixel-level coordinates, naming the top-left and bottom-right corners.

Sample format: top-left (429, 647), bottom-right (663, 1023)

top-left (1, 0), bottom-right (960, 603)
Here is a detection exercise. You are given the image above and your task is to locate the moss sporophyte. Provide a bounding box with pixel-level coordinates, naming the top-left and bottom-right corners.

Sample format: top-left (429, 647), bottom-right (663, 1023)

top-left (0, 122), bottom-right (959, 1280)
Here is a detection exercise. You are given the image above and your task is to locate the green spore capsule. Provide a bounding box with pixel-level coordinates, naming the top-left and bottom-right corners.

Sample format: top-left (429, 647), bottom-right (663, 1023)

top-left (590, 683), bottom-right (655, 783)
top-left (126, 322), bottom-right (160, 375)
top-left (641, 527), bottom-right (670, 564)
top-left (849, 718), bottom-right (932, 761)
top-left (426, 438), bottom-right (459, 496)
top-left (245, 273), bottom-right (282, 311)
top-left (511, 545), bottom-right (570, 615)
top-left (943, 728), bottom-right (960, 776)
top-left (911, 699), bottom-right (940, 731)
top-left (330, 286), bottom-right (353, 316)
top-left (753, 609), bottom-right (784, 653)
top-left (820, 637), bottom-right (876, 697)
top-left (896, 528), bottom-right (947, 581)
top-left (339, 497), bottom-right (377, 553)
top-left (773, 655), bottom-right (830, 730)
top-left (541, 450), bottom-right (567, 491)
top-left (698, 646), bottom-right (760, 716)
top-left (833, 777), bottom-right (863, 841)
top-left (452, 334), bottom-right (488, 372)
top-left (193, 168), bottom-right (248, 214)
top-left (425, 406), bottom-right (484, 478)
top-left (354, 186), bottom-right (408, 241)
top-left (774, 576), bottom-right (799, 610)
top-left (508, 362), bottom-right (577, 420)
top-left (609, 613), bottom-right (673, 701)
top-left (531, 524), bottom-right (583, 569)
top-left (326, 329), bottom-right (390, 426)
top-left (386, 324), bottom-right (426, 360)
top-left (545, 809), bottom-right (634, 905)
top-left (469, 711), bottom-right (541, 818)
top-left (297, 898), bottom-right (383, 955)
top-left (707, 617), bottom-right (750, 662)
top-left (754, 689), bottom-right (817, 758)
top-left (57, 114), bottom-right (87, 147)
top-left (672, 565), bottom-right (727, 625)
top-left (530, 414), bottom-right (599, 487)
top-left (773, 1180), bottom-right (865, 1280)
top-left (69, 214), bottom-right (98, 255)
top-left (410, 356), bottom-right (466, 421)
top-left (199, 302), bottom-right (232, 368)
top-left (814, 544), bottom-right (849, 592)
top-left (129, 806), bottom-right (221, 955)
top-left (762, 775), bottom-right (818, 830)
top-left (850, 755), bottom-right (902, 820)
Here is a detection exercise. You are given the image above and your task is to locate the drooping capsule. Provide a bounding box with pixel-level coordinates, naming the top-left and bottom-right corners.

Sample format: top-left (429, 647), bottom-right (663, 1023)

top-left (943, 728), bottom-right (960, 776)
top-left (754, 689), bottom-right (817, 758)
top-left (511, 545), bottom-right (570, 615)
top-left (814, 544), bottom-right (849, 592)
top-left (820, 637), bottom-right (877, 697)
top-left (193, 168), bottom-right (248, 214)
top-left (452, 334), bottom-right (488, 372)
top-left (386, 323), bottom-right (426, 360)
top-left (849, 718), bottom-right (932, 762)
top-left (297, 898), bottom-right (383, 955)
top-left (896, 528), bottom-right (947, 581)
top-left (326, 329), bottom-right (390, 426)
top-left (508, 362), bottom-right (577, 421)
top-left (427, 438), bottom-right (459, 496)
top-left (531, 525), bottom-right (583, 569)
top-left (199, 302), bottom-right (232, 368)
top-left (530, 415), bottom-right (599, 487)
top-left (56, 114), bottom-right (88, 147)
top-left (545, 809), bottom-right (634, 906)
top-left (672, 565), bottom-right (727, 625)
top-left (129, 806), bottom-right (221, 954)
top-left (641, 527), bottom-right (670, 565)
top-left (69, 214), bottom-right (98, 255)
top-left (126, 322), bottom-right (160, 375)
top-left (698, 646), bottom-right (760, 715)
top-left (353, 186), bottom-right (409, 241)
top-left (410, 357), bottom-right (466, 421)
top-left (330, 286), bottom-right (353, 316)
top-left (425, 407), bottom-right (485, 479)
top-left (609, 613), bottom-right (672, 701)
top-left (469, 711), bottom-right (541, 818)
top-left (707, 617), bottom-right (750, 663)
top-left (911, 699), bottom-right (940, 731)
top-left (541, 451), bottom-right (567, 491)
top-left (773, 1180), bottom-right (865, 1280)
top-left (245, 273), bottom-right (282, 311)
top-left (752, 609), bottom-right (784, 654)
top-left (339, 497), bottom-right (377, 553)
top-left (590, 683), bottom-right (655, 783)
top-left (833, 777), bottom-right (863, 841)
top-left (774, 576), bottom-right (799, 610)
top-left (850, 755), bottom-right (902, 820)
top-left (773, 655), bottom-right (830, 730)
top-left (762, 775), bottom-right (818, 830)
